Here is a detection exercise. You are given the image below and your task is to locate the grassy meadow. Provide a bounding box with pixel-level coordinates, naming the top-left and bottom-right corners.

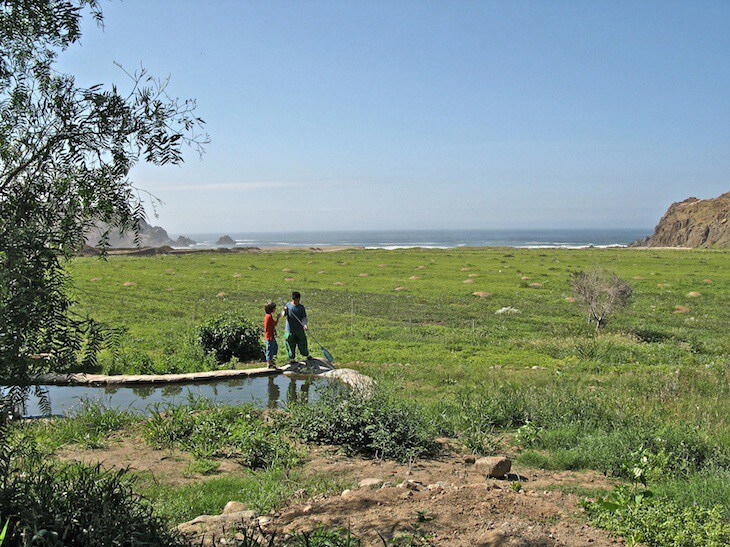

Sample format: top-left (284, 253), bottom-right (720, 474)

top-left (15, 246), bottom-right (726, 544)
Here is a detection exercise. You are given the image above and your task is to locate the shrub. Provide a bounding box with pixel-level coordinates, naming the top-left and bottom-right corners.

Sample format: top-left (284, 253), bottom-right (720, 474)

top-left (570, 268), bottom-right (633, 331)
top-left (0, 425), bottom-right (181, 546)
top-left (583, 486), bottom-right (730, 546)
top-left (197, 312), bottom-right (263, 364)
top-left (285, 383), bottom-right (438, 462)
top-left (144, 398), bottom-right (299, 468)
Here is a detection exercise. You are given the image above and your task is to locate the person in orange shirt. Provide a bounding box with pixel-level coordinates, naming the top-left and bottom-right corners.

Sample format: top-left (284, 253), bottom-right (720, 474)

top-left (263, 301), bottom-right (280, 369)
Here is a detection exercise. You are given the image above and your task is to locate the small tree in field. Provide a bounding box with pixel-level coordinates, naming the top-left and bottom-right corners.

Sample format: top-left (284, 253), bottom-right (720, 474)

top-left (570, 269), bottom-right (633, 332)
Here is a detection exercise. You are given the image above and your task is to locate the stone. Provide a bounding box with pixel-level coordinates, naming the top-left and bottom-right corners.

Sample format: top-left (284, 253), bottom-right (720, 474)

top-left (475, 456), bottom-right (512, 478)
top-left (472, 292), bottom-right (492, 298)
top-left (302, 504), bottom-right (313, 513)
top-left (397, 480), bottom-right (422, 491)
top-left (463, 279), bottom-right (474, 283)
top-left (257, 516), bottom-right (272, 527)
top-left (341, 489), bottom-right (352, 498)
top-left (427, 481), bottom-right (447, 491)
top-left (223, 501), bottom-right (245, 514)
top-left (359, 478), bottom-right (384, 488)
top-left (122, 281), bottom-right (136, 286)
top-left (687, 291), bottom-right (702, 297)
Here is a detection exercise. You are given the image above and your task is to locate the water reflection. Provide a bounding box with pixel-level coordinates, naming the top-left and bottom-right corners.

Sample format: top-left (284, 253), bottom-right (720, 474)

top-left (23, 375), bottom-right (321, 416)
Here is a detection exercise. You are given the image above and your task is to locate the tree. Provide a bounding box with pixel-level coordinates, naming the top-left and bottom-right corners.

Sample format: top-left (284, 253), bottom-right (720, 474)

top-left (570, 269), bottom-right (633, 332)
top-left (0, 0), bottom-right (207, 392)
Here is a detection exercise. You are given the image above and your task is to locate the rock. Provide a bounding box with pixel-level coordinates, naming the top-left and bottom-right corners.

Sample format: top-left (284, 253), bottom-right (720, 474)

top-left (472, 292), bottom-right (491, 297)
top-left (529, 282), bottom-right (543, 288)
top-left (631, 192), bottom-right (730, 249)
top-left (399, 491), bottom-right (413, 499)
top-left (495, 307), bottom-right (520, 315)
top-left (322, 369), bottom-right (373, 392)
top-left (216, 235), bottom-right (235, 246)
top-left (463, 279), bottom-right (474, 283)
top-left (397, 480), bottom-right (422, 491)
top-left (341, 489), bottom-right (352, 498)
top-left (673, 305), bottom-right (692, 314)
top-left (84, 218), bottom-right (175, 248)
top-left (394, 286), bottom-right (407, 291)
top-left (257, 516), bottom-right (272, 527)
top-left (359, 478), bottom-right (384, 488)
top-left (427, 481), bottom-right (447, 491)
top-left (409, 275), bottom-right (421, 280)
top-left (223, 501), bottom-right (245, 514)
top-left (358, 273), bottom-right (369, 277)
top-left (687, 291), bottom-right (702, 297)
top-left (174, 235), bottom-right (196, 247)
top-left (475, 456), bottom-right (512, 478)
top-left (122, 281), bottom-right (137, 287)
top-left (302, 504), bottom-right (313, 513)
top-left (521, 276), bottom-right (531, 280)
top-left (468, 273), bottom-right (478, 277)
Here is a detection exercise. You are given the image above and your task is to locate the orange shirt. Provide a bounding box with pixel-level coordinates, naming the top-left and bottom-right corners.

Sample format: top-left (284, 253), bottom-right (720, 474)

top-left (264, 313), bottom-right (276, 340)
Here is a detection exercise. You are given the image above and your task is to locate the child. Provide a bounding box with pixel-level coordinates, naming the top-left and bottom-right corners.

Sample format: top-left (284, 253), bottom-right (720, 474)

top-left (283, 290), bottom-right (312, 363)
top-left (263, 301), bottom-right (280, 369)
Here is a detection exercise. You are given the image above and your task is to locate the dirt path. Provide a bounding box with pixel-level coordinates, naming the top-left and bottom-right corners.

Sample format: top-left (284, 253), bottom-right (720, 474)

top-left (60, 439), bottom-right (624, 546)
top-left (265, 446), bottom-right (623, 546)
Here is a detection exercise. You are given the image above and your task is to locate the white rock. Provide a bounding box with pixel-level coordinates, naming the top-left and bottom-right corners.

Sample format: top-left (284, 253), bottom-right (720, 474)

top-left (359, 478), bottom-right (384, 488)
top-left (223, 501), bottom-right (245, 514)
top-left (475, 456), bottom-right (512, 478)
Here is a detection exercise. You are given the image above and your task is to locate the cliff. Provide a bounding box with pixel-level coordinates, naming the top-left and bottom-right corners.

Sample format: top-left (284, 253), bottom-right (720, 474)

top-left (84, 219), bottom-right (196, 248)
top-left (632, 192), bottom-right (729, 248)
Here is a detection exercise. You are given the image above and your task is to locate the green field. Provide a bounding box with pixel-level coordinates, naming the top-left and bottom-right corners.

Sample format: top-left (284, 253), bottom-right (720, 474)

top-left (57, 247), bottom-right (730, 543)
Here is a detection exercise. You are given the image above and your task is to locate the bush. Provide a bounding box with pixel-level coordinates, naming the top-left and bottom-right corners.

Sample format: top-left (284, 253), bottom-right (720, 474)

top-left (285, 383), bottom-right (438, 462)
top-left (144, 397), bottom-right (299, 468)
top-left (197, 312), bottom-right (263, 364)
top-left (583, 486), bottom-right (730, 546)
top-left (0, 425), bottom-right (181, 546)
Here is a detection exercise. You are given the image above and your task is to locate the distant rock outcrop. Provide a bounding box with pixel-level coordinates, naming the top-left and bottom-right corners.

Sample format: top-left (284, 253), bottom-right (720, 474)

top-left (631, 192), bottom-right (729, 248)
top-left (216, 235), bottom-right (236, 246)
top-left (173, 235), bottom-right (196, 247)
top-left (84, 219), bottom-right (175, 248)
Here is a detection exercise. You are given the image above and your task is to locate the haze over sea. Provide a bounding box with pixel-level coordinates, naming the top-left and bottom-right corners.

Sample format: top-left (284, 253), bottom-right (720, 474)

top-left (176, 228), bottom-right (648, 250)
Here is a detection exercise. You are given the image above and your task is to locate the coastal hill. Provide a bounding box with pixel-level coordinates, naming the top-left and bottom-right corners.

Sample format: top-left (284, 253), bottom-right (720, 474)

top-left (632, 191), bottom-right (729, 248)
top-left (84, 219), bottom-right (197, 248)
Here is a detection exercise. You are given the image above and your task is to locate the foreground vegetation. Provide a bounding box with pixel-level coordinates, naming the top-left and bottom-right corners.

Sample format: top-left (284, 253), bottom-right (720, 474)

top-left (4, 247), bottom-right (728, 544)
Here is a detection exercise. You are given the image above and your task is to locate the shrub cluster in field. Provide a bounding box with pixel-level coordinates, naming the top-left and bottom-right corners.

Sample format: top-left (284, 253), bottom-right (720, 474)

top-left (144, 397), bottom-right (299, 468)
top-left (197, 312), bottom-right (263, 364)
top-left (0, 425), bottom-right (183, 546)
top-left (285, 383), bottom-right (438, 462)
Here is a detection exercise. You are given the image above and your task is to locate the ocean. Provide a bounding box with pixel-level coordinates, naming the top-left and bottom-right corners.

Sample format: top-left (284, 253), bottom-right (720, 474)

top-left (175, 228), bottom-right (649, 250)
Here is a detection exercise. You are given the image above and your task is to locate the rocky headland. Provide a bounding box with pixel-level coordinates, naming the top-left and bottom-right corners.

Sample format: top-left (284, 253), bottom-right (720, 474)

top-left (84, 219), bottom-right (197, 248)
top-left (632, 191), bottom-right (729, 248)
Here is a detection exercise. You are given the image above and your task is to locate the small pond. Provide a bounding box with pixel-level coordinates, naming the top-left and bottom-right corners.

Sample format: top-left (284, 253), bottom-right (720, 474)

top-left (19, 375), bottom-right (320, 416)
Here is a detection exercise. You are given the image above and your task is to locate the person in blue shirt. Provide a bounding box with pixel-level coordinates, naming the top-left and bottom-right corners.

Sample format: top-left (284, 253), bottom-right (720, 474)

top-left (283, 291), bottom-right (312, 363)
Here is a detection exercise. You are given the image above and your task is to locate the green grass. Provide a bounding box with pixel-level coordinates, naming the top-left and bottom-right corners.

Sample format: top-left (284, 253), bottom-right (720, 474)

top-left (55, 247), bottom-right (730, 542)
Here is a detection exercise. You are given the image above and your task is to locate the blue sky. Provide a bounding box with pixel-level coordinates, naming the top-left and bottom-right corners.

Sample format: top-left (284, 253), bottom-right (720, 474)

top-left (58, 0), bottom-right (729, 234)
